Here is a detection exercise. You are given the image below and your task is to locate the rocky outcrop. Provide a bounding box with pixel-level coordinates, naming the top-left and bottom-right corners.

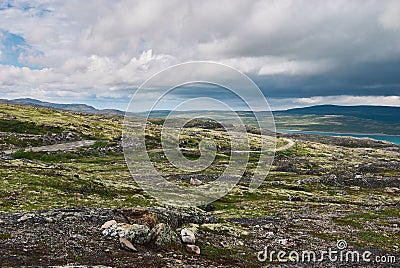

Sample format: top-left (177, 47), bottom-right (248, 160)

top-left (101, 207), bottom-right (213, 252)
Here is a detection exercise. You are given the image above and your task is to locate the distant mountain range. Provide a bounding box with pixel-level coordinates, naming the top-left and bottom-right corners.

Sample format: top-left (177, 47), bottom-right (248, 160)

top-left (0, 98), bottom-right (124, 115)
top-left (1, 98), bottom-right (400, 124)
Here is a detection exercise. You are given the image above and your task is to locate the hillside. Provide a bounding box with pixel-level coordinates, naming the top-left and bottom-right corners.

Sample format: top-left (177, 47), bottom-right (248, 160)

top-left (0, 98), bottom-right (124, 115)
top-left (0, 104), bottom-right (399, 266)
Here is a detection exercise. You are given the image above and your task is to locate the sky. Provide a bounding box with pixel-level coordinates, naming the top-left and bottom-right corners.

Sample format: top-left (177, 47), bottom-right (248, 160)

top-left (0, 0), bottom-right (400, 111)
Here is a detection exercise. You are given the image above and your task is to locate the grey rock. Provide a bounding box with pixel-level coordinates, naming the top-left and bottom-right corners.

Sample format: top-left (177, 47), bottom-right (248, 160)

top-left (288, 195), bottom-right (303, 202)
top-left (126, 224), bottom-right (151, 244)
top-left (149, 223), bottom-right (181, 246)
top-left (103, 223), bottom-right (151, 244)
top-left (102, 223), bottom-right (131, 238)
top-left (17, 213), bottom-right (35, 222)
top-left (297, 177), bottom-right (320, 184)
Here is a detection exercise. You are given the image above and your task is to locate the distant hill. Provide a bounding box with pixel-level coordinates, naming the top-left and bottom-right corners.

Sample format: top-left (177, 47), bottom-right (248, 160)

top-left (1, 99), bottom-right (400, 125)
top-left (0, 98), bottom-right (124, 115)
top-left (275, 105), bottom-right (400, 124)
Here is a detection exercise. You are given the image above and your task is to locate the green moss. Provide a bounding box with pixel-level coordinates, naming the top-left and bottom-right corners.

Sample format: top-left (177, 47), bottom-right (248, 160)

top-left (334, 208), bottom-right (400, 228)
top-left (200, 243), bottom-right (238, 259)
top-left (358, 231), bottom-right (399, 250)
top-left (0, 233), bottom-right (12, 239)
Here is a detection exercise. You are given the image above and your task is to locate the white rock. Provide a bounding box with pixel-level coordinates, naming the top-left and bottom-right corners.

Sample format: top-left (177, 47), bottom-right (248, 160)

top-left (236, 240), bottom-right (244, 246)
top-left (186, 244), bottom-right (200, 254)
top-left (190, 178), bottom-right (202, 186)
top-left (102, 223), bottom-right (131, 237)
top-left (17, 213), bottom-right (35, 222)
top-left (101, 220), bottom-right (117, 229)
top-left (119, 237), bottom-right (137, 252)
top-left (180, 228), bottom-right (196, 244)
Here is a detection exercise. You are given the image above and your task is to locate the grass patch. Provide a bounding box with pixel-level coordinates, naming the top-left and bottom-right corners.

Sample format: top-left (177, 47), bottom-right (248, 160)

top-left (200, 244), bottom-right (239, 260)
top-left (0, 233), bottom-right (12, 239)
top-left (334, 208), bottom-right (400, 227)
top-left (358, 231), bottom-right (399, 250)
top-left (0, 118), bottom-right (63, 134)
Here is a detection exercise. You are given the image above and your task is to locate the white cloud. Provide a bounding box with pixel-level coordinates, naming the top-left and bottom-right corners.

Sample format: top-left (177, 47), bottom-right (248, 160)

top-left (0, 0), bottom-right (399, 108)
top-left (380, 0), bottom-right (400, 30)
top-left (269, 95), bottom-right (400, 110)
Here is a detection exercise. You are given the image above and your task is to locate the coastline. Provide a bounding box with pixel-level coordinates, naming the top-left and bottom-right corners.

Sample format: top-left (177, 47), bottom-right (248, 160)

top-left (277, 129), bottom-right (400, 145)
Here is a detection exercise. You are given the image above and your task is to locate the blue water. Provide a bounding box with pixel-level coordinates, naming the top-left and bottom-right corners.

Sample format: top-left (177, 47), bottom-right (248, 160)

top-left (278, 129), bottom-right (400, 145)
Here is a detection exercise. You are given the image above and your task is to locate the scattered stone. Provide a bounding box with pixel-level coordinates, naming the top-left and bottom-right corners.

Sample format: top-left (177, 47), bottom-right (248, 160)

top-left (180, 228), bottom-right (196, 244)
top-left (297, 177), bottom-right (320, 184)
top-left (355, 174), bottom-right (363, 179)
top-left (101, 220), bottom-right (117, 229)
top-left (186, 244), bottom-right (201, 255)
top-left (317, 196), bottom-right (337, 203)
top-left (288, 195), bottom-right (303, 202)
top-left (203, 203), bottom-right (215, 212)
top-left (236, 240), bottom-right (244, 246)
top-left (384, 187), bottom-right (399, 194)
top-left (17, 213), bottom-right (35, 222)
top-left (266, 180), bottom-right (287, 185)
top-left (80, 185), bottom-right (90, 193)
top-left (44, 217), bottom-right (54, 223)
top-left (336, 190), bottom-right (348, 195)
top-left (230, 216), bottom-right (280, 226)
top-left (328, 174), bottom-right (337, 180)
top-left (190, 178), bottom-right (202, 185)
top-left (220, 241), bottom-right (229, 247)
top-left (119, 237), bottom-right (137, 252)
top-left (278, 238), bottom-right (294, 247)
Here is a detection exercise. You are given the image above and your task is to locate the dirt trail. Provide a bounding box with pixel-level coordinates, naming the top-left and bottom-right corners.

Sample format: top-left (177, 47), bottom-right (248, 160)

top-left (148, 138), bottom-right (296, 153)
top-left (275, 138), bottom-right (295, 151)
top-left (2, 138), bottom-right (295, 155)
top-left (2, 140), bottom-right (96, 154)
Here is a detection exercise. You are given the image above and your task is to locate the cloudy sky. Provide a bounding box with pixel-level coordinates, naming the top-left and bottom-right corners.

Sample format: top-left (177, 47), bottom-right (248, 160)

top-left (0, 0), bottom-right (400, 110)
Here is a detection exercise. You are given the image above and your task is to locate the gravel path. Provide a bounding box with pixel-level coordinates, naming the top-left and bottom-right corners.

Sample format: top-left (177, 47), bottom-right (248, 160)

top-left (275, 138), bottom-right (295, 151)
top-left (1, 137), bottom-right (295, 155)
top-left (148, 138), bottom-right (296, 153)
top-left (2, 140), bottom-right (97, 154)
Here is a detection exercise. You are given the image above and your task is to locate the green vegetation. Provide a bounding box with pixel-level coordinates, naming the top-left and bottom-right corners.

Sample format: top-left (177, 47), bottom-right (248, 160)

top-left (0, 118), bottom-right (63, 134)
top-left (0, 103), bottom-right (399, 255)
top-left (0, 104), bottom-right (121, 140)
top-left (0, 233), bottom-right (12, 240)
